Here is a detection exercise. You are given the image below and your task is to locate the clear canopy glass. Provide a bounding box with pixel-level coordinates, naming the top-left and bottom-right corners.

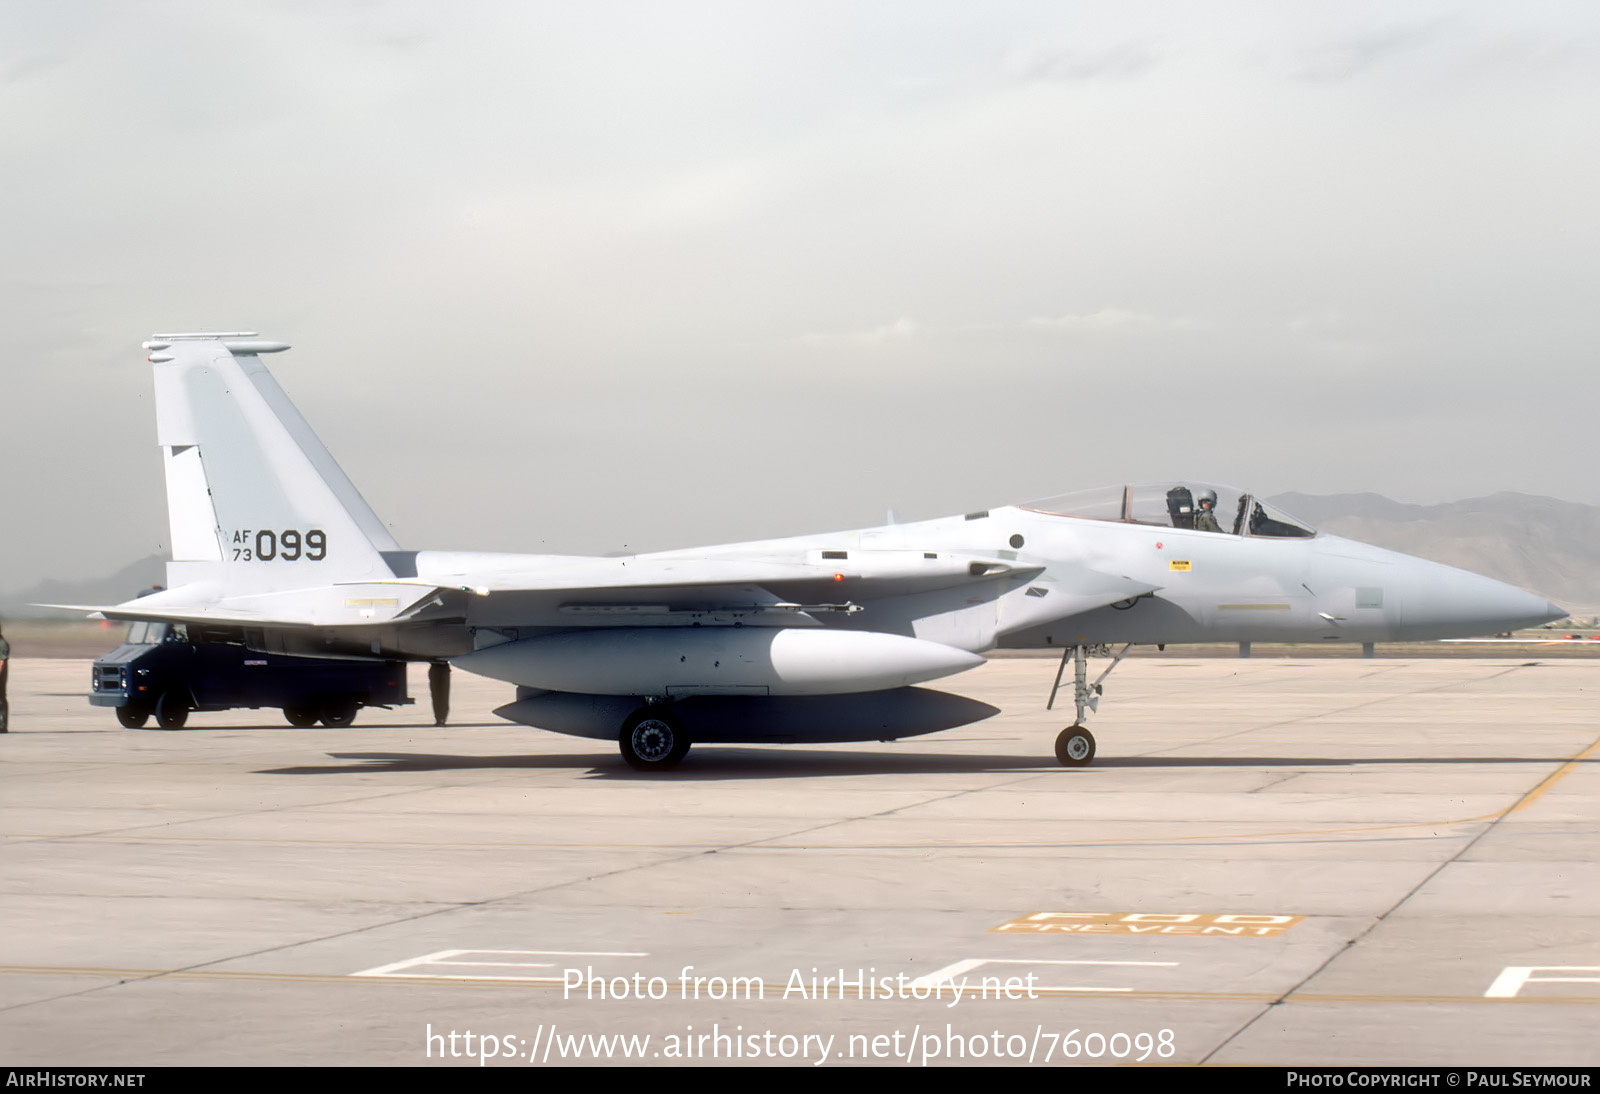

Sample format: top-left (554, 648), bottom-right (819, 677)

top-left (1019, 482), bottom-right (1315, 538)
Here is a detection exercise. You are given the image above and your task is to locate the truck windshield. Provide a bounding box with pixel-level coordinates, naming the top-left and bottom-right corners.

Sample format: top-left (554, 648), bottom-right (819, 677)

top-left (123, 622), bottom-right (170, 645)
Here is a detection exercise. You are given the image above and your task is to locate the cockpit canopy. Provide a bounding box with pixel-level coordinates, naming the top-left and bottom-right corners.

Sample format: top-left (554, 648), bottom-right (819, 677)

top-left (1020, 482), bottom-right (1317, 538)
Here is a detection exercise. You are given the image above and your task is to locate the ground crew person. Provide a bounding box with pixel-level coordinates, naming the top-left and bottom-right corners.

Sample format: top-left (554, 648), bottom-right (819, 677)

top-left (1194, 489), bottom-right (1223, 533)
top-left (429, 661), bottom-right (450, 726)
top-left (0, 623), bottom-right (10, 732)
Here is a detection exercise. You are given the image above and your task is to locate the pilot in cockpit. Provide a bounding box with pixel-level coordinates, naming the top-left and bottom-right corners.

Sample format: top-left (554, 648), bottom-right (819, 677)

top-left (1194, 488), bottom-right (1223, 533)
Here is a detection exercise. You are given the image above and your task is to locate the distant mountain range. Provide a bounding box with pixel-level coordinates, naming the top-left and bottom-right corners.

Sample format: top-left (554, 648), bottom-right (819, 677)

top-left (6, 492), bottom-right (1596, 621)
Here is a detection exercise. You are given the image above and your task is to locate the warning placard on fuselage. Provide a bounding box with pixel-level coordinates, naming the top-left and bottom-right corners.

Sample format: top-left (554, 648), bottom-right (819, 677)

top-left (992, 912), bottom-right (1303, 937)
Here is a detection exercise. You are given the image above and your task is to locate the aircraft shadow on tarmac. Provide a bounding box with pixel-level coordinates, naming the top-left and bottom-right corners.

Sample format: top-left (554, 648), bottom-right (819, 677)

top-left (255, 749), bottom-right (1060, 778)
top-left (252, 749), bottom-right (1595, 780)
top-left (132, 720), bottom-right (508, 731)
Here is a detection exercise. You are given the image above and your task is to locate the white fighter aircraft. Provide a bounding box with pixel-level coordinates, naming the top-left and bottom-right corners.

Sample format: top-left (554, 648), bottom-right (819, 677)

top-left (58, 333), bottom-right (1567, 770)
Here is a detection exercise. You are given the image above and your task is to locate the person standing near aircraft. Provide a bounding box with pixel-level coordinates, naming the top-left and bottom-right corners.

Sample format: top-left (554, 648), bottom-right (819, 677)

top-left (429, 662), bottom-right (450, 726)
top-left (0, 622), bottom-right (10, 732)
top-left (1194, 489), bottom-right (1223, 533)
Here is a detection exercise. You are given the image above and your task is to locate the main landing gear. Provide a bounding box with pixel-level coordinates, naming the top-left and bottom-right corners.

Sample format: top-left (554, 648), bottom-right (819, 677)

top-left (619, 706), bottom-right (691, 772)
top-left (1046, 644), bottom-right (1132, 767)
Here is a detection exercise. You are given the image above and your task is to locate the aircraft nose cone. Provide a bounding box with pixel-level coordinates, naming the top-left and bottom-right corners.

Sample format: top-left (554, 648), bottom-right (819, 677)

top-left (1404, 566), bottom-right (1567, 638)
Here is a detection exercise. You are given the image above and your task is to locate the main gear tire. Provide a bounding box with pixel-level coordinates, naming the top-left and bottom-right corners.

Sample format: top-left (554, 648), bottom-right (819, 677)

top-left (619, 708), bottom-right (690, 772)
top-left (284, 706), bottom-right (320, 727)
top-left (1054, 725), bottom-right (1096, 767)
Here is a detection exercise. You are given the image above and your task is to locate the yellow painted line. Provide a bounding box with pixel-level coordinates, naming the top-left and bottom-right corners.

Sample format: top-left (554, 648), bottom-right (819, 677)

top-left (1503, 734), bottom-right (1600, 816)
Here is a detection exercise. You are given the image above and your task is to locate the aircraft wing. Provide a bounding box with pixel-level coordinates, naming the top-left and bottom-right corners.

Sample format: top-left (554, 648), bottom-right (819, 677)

top-left (399, 549), bottom-right (1043, 597)
top-left (40, 552), bottom-right (1153, 633)
top-left (387, 552), bottom-right (1162, 632)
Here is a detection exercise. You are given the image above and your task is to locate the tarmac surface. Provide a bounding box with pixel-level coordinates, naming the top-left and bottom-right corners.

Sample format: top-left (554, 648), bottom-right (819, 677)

top-left (2, 655), bottom-right (1597, 1067)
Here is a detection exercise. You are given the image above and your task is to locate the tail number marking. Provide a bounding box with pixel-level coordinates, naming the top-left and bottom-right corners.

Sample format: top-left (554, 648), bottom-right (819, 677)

top-left (231, 529), bottom-right (326, 561)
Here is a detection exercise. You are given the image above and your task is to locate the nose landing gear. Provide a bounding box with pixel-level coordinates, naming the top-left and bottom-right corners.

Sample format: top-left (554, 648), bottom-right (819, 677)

top-left (1046, 643), bottom-right (1130, 767)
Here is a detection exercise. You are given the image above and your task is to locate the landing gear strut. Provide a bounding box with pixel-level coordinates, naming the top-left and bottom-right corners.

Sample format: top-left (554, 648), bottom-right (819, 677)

top-left (1045, 643), bottom-right (1131, 767)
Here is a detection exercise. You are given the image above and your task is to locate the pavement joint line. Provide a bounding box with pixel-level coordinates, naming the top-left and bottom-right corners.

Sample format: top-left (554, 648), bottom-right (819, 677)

top-left (0, 781), bottom-right (485, 848)
top-left (0, 817), bottom-right (1510, 849)
top-left (1139, 662), bottom-right (1545, 757)
top-left (1246, 771), bottom-right (1304, 794)
top-left (31, 783), bottom-right (964, 1009)
top-left (0, 826), bottom-right (760, 1016)
top-left (0, 891), bottom-right (458, 908)
top-left (1197, 725), bottom-right (1600, 1064)
top-left (3, 779), bottom-right (1057, 860)
top-left (736, 772), bottom-right (1053, 849)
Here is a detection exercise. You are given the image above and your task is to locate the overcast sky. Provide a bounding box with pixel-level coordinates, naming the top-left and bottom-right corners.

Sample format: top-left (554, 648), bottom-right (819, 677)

top-left (3, 1), bottom-right (1598, 593)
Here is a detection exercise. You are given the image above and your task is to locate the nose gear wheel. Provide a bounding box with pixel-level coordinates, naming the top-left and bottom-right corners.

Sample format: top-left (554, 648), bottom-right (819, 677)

top-left (1054, 725), bottom-right (1096, 767)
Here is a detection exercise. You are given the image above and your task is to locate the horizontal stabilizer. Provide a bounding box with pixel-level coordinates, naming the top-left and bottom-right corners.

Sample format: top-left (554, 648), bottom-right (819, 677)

top-left (35, 580), bottom-right (442, 628)
top-left (34, 602), bottom-right (269, 624)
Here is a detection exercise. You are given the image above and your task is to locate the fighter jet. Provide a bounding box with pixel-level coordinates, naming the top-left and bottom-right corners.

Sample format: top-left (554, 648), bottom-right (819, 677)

top-left (56, 333), bottom-right (1567, 769)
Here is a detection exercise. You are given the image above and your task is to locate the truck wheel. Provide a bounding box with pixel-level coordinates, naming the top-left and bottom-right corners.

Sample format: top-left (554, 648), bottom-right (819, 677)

top-left (154, 691), bottom-right (190, 730)
top-left (284, 707), bottom-right (319, 727)
top-left (320, 700), bottom-right (359, 727)
top-left (116, 705), bottom-right (151, 729)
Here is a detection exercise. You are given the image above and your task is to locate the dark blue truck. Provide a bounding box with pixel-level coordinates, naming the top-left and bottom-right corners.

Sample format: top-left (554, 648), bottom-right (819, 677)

top-left (89, 620), bottom-right (411, 728)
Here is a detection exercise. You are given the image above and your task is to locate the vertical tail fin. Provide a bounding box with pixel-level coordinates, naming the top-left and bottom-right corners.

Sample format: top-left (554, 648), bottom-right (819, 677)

top-left (148, 333), bottom-right (397, 591)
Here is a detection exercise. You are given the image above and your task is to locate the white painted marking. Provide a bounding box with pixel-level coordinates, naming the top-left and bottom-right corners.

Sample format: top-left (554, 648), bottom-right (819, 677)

top-left (352, 948), bottom-right (648, 980)
top-left (1484, 965), bottom-right (1600, 998)
top-left (915, 957), bottom-right (1179, 994)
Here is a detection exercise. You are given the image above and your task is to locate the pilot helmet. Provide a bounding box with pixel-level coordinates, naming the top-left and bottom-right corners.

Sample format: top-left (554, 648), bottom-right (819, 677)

top-left (1196, 488), bottom-right (1218, 510)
